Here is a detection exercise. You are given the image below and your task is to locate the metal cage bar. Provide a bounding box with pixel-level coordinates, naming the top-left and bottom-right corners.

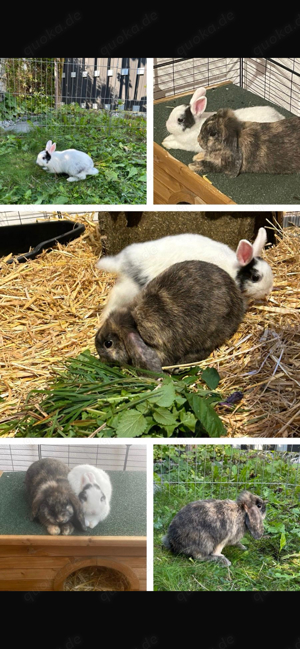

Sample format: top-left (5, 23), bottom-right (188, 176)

top-left (153, 57), bottom-right (300, 116)
top-left (0, 444), bottom-right (147, 472)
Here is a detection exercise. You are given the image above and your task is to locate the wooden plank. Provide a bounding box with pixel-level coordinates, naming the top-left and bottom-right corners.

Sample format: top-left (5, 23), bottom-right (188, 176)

top-left (0, 556), bottom-right (69, 569)
top-left (154, 142), bottom-right (235, 205)
top-left (0, 580), bottom-right (53, 591)
top-left (0, 568), bottom-right (58, 579)
top-left (0, 535), bottom-right (146, 547)
top-left (0, 555), bottom-right (145, 569)
top-left (154, 80), bottom-right (233, 104)
top-left (0, 544), bottom-right (146, 558)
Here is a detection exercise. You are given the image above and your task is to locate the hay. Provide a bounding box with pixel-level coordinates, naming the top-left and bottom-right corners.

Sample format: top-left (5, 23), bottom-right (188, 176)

top-left (0, 213), bottom-right (111, 423)
top-left (0, 215), bottom-right (299, 437)
top-left (64, 566), bottom-right (130, 591)
top-left (210, 221), bottom-right (300, 437)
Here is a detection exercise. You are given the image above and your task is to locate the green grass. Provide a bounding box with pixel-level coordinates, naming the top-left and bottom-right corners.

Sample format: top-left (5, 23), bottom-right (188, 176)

top-left (0, 106), bottom-right (146, 204)
top-left (153, 446), bottom-right (300, 591)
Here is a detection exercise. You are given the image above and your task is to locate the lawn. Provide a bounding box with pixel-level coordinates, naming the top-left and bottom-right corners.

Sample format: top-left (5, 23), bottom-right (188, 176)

top-left (153, 446), bottom-right (300, 591)
top-left (0, 106), bottom-right (146, 204)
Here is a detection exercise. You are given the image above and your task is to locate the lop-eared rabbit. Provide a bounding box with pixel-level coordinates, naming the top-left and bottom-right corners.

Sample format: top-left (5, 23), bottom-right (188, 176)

top-left (25, 458), bottom-right (86, 535)
top-left (189, 108), bottom-right (300, 177)
top-left (95, 260), bottom-right (244, 372)
top-left (163, 86), bottom-right (285, 153)
top-left (163, 490), bottom-right (266, 566)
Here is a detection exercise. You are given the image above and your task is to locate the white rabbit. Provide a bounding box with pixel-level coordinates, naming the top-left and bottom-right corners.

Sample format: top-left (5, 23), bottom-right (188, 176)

top-left (162, 86), bottom-right (285, 152)
top-left (96, 228), bottom-right (273, 318)
top-left (36, 140), bottom-right (99, 181)
top-left (68, 464), bottom-right (112, 529)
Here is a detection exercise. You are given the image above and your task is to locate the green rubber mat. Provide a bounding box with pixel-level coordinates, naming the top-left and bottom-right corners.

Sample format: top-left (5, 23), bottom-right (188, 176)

top-left (154, 83), bottom-right (300, 204)
top-left (0, 471), bottom-right (146, 536)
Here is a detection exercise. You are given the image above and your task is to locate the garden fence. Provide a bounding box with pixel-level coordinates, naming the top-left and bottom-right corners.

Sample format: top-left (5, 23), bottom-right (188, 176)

top-left (154, 445), bottom-right (300, 500)
top-left (0, 57), bottom-right (147, 132)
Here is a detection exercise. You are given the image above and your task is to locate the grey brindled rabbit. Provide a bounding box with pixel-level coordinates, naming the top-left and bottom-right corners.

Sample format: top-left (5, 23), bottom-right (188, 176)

top-left (162, 490), bottom-right (266, 566)
top-left (95, 260), bottom-right (244, 372)
top-left (189, 108), bottom-right (300, 177)
top-left (25, 458), bottom-right (87, 535)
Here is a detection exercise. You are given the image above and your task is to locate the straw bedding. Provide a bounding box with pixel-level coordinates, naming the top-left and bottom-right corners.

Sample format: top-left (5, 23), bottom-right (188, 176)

top-left (0, 214), bottom-right (299, 437)
top-left (64, 566), bottom-right (130, 591)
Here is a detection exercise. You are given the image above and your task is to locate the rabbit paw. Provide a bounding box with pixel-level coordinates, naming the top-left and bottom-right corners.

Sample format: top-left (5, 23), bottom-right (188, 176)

top-left (60, 522), bottom-right (74, 535)
top-left (47, 525), bottom-right (61, 535)
top-left (192, 152), bottom-right (205, 161)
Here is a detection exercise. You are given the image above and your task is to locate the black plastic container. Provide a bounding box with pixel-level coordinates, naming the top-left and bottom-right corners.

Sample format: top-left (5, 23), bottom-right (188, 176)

top-left (0, 220), bottom-right (86, 263)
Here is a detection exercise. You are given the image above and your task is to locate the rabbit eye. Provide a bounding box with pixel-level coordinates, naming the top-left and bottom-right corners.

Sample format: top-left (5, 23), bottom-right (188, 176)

top-left (177, 117), bottom-right (184, 124)
top-left (252, 274), bottom-right (260, 283)
top-left (256, 502), bottom-right (262, 508)
top-left (209, 128), bottom-right (218, 137)
top-left (104, 340), bottom-right (113, 349)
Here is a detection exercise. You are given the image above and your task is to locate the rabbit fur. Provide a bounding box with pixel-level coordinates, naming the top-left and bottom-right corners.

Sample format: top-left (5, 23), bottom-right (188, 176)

top-left (25, 458), bottom-right (86, 536)
top-left (95, 260), bottom-right (244, 372)
top-left (68, 464), bottom-right (112, 529)
top-left (36, 140), bottom-right (99, 181)
top-left (162, 86), bottom-right (285, 153)
top-left (189, 108), bottom-right (300, 177)
top-left (162, 490), bottom-right (266, 566)
top-left (96, 228), bottom-right (273, 319)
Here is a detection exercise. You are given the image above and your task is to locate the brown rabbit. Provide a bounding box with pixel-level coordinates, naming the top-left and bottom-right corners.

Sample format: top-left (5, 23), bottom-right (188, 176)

top-left (162, 490), bottom-right (267, 566)
top-left (95, 260), bottom-right (244, 372)
top-left (188, 108), bottom-right (300, 177)
top-left (25, 458), bottom-right (87, 535)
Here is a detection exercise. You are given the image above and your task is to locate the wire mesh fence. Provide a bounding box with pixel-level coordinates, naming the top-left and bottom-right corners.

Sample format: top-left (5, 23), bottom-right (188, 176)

top-left (0, 57), bottom-right (147, 134)
top-left (153, 445), bottom-right (300, 501)
top-left (0, 443), bottom-right (147, 472)
top-left (153, 57), bottom-right (300, 116)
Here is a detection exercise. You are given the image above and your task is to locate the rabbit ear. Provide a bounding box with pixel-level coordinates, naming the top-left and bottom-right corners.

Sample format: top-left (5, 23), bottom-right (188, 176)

top-left (69, 493), bottom-right (87, 531)
top-left (243, 503), bottom-right (263, 538)
top-left (46, 140), bottom-right (56, 154)
top-left (80, 472), bottom-right (95, 489)
top-left (236, 229), bottom-right (267, 266)
top-left (238, 491), bottom-right (265, 539)
top-left (217, 109), bottom-right (243, 177)
top-left (252, 228), bottom-right (267, 256)
top-left (31, 492), bottom-right (44, 520)
top-left (125, 331), bottom-right (163, 372)
top-left (235, 240), bottom-right (254, 266)
top-left (190, 88), bottom-right (207, 116)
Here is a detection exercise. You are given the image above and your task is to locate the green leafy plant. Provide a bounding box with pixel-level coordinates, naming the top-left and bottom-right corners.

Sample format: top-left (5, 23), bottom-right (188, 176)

top-left (0, 350), bottom-right (228, 438)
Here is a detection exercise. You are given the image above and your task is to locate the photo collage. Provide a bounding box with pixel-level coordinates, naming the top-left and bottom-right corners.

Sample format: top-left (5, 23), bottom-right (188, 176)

top-left (0, 57), bottom-right (299, 593)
